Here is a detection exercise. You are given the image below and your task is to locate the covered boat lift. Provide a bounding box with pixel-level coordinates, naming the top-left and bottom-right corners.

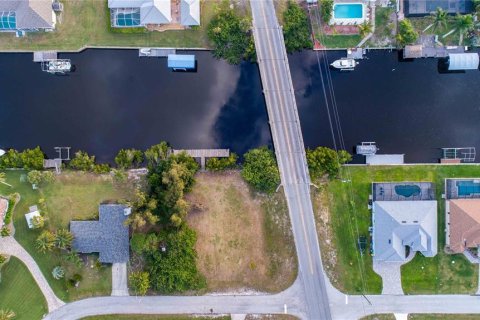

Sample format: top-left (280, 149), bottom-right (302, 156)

top-left (167, 54), bottom-right (196, 71)
top-left (447, 53), bottom-right (479, 71)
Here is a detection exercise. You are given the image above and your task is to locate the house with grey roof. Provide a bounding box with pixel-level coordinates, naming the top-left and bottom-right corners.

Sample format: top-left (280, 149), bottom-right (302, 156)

top-left (0, 0), bottom-right (56, 32)
top-left (372, 182), bottom-right (438, 262)
top-left (70, 204), bottom-right (131, 264)
top-left (108, 0), bottom-right (200, 28)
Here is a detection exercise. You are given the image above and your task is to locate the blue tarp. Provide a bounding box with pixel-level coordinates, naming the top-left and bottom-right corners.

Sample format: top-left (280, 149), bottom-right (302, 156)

top-left (167, 54), bottom-right (195, 69)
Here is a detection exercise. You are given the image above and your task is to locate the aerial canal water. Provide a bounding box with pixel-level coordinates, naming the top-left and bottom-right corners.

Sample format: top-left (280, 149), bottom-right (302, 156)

top-left (0, 49), bottom-right (479, 163)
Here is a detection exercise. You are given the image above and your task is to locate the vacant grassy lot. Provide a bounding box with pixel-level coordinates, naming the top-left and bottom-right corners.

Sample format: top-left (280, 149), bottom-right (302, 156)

top-left (409, 17), bottom-right (461, 46)
top-left (320, 35), bottom-right (362, 49)
top-left (360, 315), bottom-right (395, 320)
top-left (0, 0), bottom-right (219, 51)
top-left (0, 170), bottom-right (132, 301)
top-left (83, 316), bottom-right (231, 320)
top-left (186, 171), bottom-right (297, 293)
top-left (0, 257), bottom-right (48, 320)
top-left (317, 165), bottom-right (479, 294)
top-left (369, 7), bottom-right (395, 47)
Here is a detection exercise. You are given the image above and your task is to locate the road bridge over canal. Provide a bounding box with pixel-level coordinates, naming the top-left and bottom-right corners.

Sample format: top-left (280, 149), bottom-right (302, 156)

top-left (250, 0), bottom-right (332, 319)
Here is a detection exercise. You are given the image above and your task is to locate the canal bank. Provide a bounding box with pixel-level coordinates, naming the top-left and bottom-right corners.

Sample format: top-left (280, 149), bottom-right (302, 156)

top-left (0, 49), bottom-right (479, 163)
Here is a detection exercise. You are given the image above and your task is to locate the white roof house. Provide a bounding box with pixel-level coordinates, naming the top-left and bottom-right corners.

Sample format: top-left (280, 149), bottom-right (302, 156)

top-left (109, 0), bottom-right (200, 27)
top-left (25, 210), bottom-right (40, 229)
top-left (180, 0), bottom-right (200, 26)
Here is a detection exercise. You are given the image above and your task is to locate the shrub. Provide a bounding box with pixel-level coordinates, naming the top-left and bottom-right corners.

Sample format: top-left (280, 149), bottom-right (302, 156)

top-left (52, 266), bottom-right (65, 280)
top-left (206, 153), bottom-right (238, 171)
top-left (3, 198), bottom-right (15, 225)
top-left (0, 227), bottom-right (9, 237)
top-left (129, 271), bottom-right (150, 295)
top-left (31, 215), bottom-right (45, 229)
top-left (69, 151), bottom-right (96, 171)
top-left (0, 149), bottom-right (22, 169)
top-left (93, 163), bottom-right (111, 174)
top-left (27, 170), bottom-right (56, 186)
top-left (20, 147), bottom-right (45, 170)
top-left (35, 230), bottom-right (56, 253)
top-left (0, 254), bottom-right (6, 264)
top-left (241, 147), bottom-right (280, 194)
top-left (396, 19), bottom-right (418, 46)
top-left (115, 149), bottom-right (144, 169)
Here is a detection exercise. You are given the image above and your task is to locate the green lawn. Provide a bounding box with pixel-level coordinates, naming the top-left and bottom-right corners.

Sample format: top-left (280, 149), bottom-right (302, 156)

top-left (83, 316), bottom-right (231, 320)
top-left (409, 16), bottom-right (461, 46)
top-left (320, 35), bottom-right (362, 49)
top-left (360, 315), bottom-right (395, 320)
top-left (0, 0), bottom-right (219, 51)
top-left (0, 170), bottom-right (132, 301)
top-left (409, 315), bottom-right (480, 320)
top-left (320, 165), bottom-right (480, 294)
top-left (370, 7), bottom-right (395, 46)
top-left (0, 257), bottom-right (48, 320)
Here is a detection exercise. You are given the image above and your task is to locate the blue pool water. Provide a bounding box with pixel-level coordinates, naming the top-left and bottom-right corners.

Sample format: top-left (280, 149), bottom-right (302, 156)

top-left (395, 185), bottom-right (421, 198)
top-left (334, 4), bottom-right (363, 19)
top-left (457, 181), bottom-right (480, 196)
top-left (115, 12), bottom-right (141, 27)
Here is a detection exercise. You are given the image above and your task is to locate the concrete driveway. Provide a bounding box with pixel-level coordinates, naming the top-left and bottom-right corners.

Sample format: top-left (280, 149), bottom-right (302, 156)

top-left (111, 263), bottom-right (129, 296)
top-left (373, 261), bottom-right (404, 295)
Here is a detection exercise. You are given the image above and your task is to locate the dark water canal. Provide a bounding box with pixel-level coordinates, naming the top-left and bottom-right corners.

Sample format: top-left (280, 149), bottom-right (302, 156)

top-left (0, 49), bottom-right (479, 163)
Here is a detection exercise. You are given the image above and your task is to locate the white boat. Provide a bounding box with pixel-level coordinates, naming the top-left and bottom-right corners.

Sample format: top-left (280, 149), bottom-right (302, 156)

top-left (41, 59), bottom-right (72, 74)
top-left (330, 58), bottom-right (358, 70)
top-left (0, 149), bottom-right (5, 157)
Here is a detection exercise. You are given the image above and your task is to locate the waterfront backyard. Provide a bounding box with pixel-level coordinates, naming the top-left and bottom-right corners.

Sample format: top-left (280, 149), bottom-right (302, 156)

top-left (317, 165), bottom-right (480, 294)
top-left (0, 170), bottom-right (133, 302)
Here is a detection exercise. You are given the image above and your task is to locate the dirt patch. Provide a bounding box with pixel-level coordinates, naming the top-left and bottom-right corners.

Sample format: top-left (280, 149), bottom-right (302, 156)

top-left (187, 171), bottom-right (296, 293)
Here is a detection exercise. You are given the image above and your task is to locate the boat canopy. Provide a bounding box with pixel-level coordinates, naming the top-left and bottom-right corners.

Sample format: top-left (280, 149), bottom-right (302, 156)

top-left (448, 53), bottom-right (479, 71)
top-left (167, 54), bottom-right (195, 69)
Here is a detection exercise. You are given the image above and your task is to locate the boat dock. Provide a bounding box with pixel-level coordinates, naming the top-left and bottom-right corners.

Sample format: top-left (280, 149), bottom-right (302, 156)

top-left (138, 48), bottom-right (176, 57)
top-left (173, 149), bottom-right (229, 170)
top-left (33, 51), bottom-right (58, 62)
top-left (403, 36), bottom-right (465, 59)
top-left (347, 47), bottom-right (366, 60)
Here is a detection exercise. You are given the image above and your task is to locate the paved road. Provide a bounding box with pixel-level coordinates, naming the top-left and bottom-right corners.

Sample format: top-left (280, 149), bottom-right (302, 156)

top-left (250, 0), bottom-right (332, 318)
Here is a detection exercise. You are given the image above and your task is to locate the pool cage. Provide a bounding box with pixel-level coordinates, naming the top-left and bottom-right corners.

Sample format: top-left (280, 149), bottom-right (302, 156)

top-left (372, 182), bottom-right (436, 202)
top-left (110, 8), bottom-right (141, 27)
top-left (0, 11), bottom-right (16, 30)
top-left (441, 147), bottom-right (476, 163)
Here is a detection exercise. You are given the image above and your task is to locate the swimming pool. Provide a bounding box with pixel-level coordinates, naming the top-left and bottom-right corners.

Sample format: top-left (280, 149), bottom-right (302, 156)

top-left (334, 3), bottom-right (364, 19)
top-left (112, 9), bottom-right (141, 27)
top-left (457, 181), bottom-right (480, 196)
top-left (395, 185), bottom-right (421, 198)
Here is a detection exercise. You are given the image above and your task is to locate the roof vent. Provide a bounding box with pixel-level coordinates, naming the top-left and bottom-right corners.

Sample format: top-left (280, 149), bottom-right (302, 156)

top-left (401, 220), bottom-right (407, 223)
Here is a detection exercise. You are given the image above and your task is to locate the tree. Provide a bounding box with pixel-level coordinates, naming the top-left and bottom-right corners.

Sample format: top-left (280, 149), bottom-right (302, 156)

top-left (20, 147), bottom-right (44, 170)
top-left (207, 7), bottom-right (254, 64)
top-left (55, 229), bottom-right (74, 250)
top-left (396, 19), bottom-right (419, 46)
top-left (31, 215), bottom-right (45, 229)
top-left (0, 254), bottom-right (6, 264)
top-left (306, 147), bottom-right (352, 180)
top-left (431, 7), bottom-right (448, 31)
top-left (145, 142), bottom-right (169, 168)
top-left (358, 21), bottom-right (373, 38)
top-left (0, 149), bottom-right (22, 169)
top-left (127, 191), bottom-right (159, 231)
top-left (147, 152), bottom-right (199, 226)
top-left (35, 230), bottom-right (56, 253)
top-left (0, 309), bottom-right (16, 320)
top-left (52, 266), bottom-right (65, 280)
top-left (115, 149), bottom-right (144, 169)
top-left (69, 151), bottom-right (95, 171)
top-left (147, 226), bottom-right (205, 293)
top-left (129, 271), bottom-right (150, 295)
top-left (455, 14), bottom-right (474, 45)
top-left (320, 0), bottom-right (334, 23)
top-left (241, 147), bottom-right (280, 194)
top-left (93, 163), bottom-right (111, 174)
top-left (206, 153), bottom-right (238, 171)
top-left (283, 1), bottom-right (313, 53)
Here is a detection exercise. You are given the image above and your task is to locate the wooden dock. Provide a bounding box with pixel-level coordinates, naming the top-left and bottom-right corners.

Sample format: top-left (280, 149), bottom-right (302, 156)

top-left (173, 149), bottom-right (230, 170)
top-left (43, 159), bottom-right (62, 173)
top-left (33, 51), bottom-right (58, 62)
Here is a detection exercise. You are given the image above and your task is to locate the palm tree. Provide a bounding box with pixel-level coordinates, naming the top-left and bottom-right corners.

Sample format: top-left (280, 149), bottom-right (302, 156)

top-left (54, 229), bottom-right (74, 250)
top-left (456, 14), bottom-right (474, 44)
top-left (431, 7), bottom-right (448, 31)
top-left (35, 230), bottom-right (55, 253)
top-left (358, 21), bottom-right (372, 38)
top-left (52, 266), bottom-right (65, 280)
top-left (0, 309), bottom-right (16, 320)
top-left (63, 250), bottom-right (83, 268)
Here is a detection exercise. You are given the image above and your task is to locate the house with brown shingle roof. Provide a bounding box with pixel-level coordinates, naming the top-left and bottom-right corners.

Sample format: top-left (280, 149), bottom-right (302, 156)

top-left (445, 178), bottom-right (480, 254)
